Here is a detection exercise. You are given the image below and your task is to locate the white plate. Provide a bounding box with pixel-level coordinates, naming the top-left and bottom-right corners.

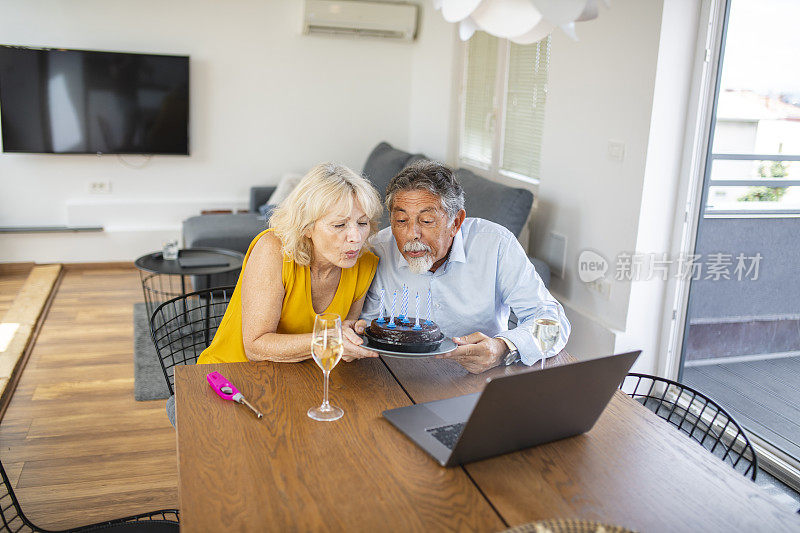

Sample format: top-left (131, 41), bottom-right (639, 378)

top-left (360, 336), bottom-right (457, 358)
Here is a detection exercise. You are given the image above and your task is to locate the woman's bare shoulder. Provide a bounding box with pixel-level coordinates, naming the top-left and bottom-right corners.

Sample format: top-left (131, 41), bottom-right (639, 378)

top-left (247, 231), bottom-right (285, 274)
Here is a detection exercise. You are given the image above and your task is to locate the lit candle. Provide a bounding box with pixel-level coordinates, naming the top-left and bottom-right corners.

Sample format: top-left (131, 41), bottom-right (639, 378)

top-left (376, 288), bottom-right (386, 323)
top-left (413, 292), bottom-right (422, 330)
top-left (388, 290), bottom-right (397, 329)
top-left (425, 289), bottom-right (433, 324)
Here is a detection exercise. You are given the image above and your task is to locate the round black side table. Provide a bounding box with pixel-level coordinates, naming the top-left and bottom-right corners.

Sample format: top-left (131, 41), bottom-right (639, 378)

top-left (134, 247), bottom-right (245, 321)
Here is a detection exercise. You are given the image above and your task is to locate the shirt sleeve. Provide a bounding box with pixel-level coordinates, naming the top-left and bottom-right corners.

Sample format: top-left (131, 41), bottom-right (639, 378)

top-left (493, 235), bottom-right (571, 366)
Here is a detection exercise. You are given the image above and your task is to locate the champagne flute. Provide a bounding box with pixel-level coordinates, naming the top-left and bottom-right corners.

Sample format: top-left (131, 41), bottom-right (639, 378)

top-left (307, 313), bottom-right (344, 421)
top-left (530, 301), bottom-right (561, 370)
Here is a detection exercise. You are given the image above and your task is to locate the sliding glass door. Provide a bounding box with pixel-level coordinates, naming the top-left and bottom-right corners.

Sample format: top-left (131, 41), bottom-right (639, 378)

top-left (680, 0), bottom-right (800, 473)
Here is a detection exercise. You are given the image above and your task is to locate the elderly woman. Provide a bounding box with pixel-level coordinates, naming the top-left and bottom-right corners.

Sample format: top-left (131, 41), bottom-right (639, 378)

top-left (197, 163), bottom-right (381, 364)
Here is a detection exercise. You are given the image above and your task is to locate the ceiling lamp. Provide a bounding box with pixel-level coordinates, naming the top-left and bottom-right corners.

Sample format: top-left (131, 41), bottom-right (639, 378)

top-left (435, 0), bottom-right (607, 44)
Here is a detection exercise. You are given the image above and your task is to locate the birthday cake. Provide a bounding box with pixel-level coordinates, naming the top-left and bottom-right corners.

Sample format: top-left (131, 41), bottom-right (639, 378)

top-left (366, 317), bottom-right (444, 353)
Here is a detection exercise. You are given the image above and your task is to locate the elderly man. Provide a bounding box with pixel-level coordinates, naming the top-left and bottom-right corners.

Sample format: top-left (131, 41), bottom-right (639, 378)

top-left (353, 160), bottom-right (570, 373)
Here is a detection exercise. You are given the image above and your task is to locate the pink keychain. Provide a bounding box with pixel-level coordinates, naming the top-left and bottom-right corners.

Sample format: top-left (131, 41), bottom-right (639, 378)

top-left (206, 371), bottom-right (263, 419)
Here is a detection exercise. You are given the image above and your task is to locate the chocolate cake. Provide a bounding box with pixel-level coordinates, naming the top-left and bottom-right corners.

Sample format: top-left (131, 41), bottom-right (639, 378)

top-left (366, 316), bottom-right (444, 353)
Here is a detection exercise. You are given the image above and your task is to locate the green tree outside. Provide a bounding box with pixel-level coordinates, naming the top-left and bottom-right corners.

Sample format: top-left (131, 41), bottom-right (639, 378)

top-left (738, 160), bottom-right (789, 202)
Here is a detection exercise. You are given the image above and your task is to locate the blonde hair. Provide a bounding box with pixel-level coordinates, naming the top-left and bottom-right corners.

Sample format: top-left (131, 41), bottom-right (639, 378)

top-left (269, 163), bottom-right (382, 266)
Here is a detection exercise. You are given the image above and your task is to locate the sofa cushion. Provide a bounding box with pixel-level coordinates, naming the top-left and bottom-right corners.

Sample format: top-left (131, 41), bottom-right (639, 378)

top-left (183, 213), bottom-right (267, 254)
top-left (362, 142), bottom-right (424, 197)
top-left (258, 203), bottom-right (277, 218)
top-left (249, 186), bottom-right (276, 213)
top-left (454, 168), bottom-right (533, 237)
top-left (266, 173), bottom-right (303, 206)
top-left (362, 142), bottom-right (428, 229)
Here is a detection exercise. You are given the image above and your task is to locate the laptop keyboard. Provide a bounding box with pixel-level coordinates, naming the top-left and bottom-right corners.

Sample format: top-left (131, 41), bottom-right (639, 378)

top-left (426, 422), bottom-right (465, 450)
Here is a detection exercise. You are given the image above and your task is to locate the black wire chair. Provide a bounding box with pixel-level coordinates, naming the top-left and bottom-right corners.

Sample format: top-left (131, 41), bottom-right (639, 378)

top-left (149, 286), bottom-right (234, 395)
top-left (619, 373), bottom-right (758, 481)
top-left (0, 457), bottom-right (178, 532)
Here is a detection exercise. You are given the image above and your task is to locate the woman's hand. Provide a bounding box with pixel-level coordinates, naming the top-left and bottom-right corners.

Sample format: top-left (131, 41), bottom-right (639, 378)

top-left (341, 319), bottom-right (378, 362)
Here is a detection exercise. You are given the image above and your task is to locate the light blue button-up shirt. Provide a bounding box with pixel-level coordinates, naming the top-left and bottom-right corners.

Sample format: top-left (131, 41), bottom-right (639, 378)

top-left (361, 218), bottom-right (570, 366)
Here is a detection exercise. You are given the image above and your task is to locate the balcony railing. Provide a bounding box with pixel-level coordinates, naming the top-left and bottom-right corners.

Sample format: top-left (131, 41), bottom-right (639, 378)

top-left (706, 153), bottom-right (800, 216)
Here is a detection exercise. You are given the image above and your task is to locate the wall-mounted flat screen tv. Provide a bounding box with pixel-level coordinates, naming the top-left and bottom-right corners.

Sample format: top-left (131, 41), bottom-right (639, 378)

top-left (0, 45), bottom-right (189, 155)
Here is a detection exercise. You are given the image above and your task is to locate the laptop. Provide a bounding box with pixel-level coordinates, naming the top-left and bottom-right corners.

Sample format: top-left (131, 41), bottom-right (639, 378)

top-left (382, 350), bottom-right (641, 466)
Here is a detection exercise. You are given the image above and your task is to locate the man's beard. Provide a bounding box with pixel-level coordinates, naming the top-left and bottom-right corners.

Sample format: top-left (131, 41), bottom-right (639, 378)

top-left (403, 240), bottom-right (434, 275)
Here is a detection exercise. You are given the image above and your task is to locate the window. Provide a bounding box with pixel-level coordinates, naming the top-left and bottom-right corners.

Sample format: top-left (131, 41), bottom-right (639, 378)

top-left (458, 32), bottom-right (550, 183)
top-left (703, 0), bottom-right (800, 215)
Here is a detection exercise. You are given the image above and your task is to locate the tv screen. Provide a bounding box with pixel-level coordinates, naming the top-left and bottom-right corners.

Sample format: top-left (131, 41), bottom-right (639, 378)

top-left (0, 45), bottom-right (189, 155)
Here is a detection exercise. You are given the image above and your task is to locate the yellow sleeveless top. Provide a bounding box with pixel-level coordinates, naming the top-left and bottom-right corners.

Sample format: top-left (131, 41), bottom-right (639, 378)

top-left (197, 228), bottom-right (378, 364)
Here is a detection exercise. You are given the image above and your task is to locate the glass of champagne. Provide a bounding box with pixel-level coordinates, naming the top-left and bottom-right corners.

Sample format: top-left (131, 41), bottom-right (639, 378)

top-left (307, 313), bottom-right (344, 421)
top-left (530, 301), bottom-right (561, 370)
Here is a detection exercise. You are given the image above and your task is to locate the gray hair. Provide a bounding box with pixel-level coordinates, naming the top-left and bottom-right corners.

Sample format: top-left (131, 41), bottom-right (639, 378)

top-left (385, 160), bottom-right (465, 221)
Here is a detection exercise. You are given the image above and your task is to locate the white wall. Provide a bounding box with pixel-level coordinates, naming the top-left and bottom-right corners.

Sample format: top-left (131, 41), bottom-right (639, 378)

top-left (408, 7), bottom-right (458, 162)
top-left (614, 0), bottom-right (702, 373)
top-left (534, 0), bottom-right (664, 337)
top-left (535, 0), bottom-right (703, 373)
top-left (0, 0), bottom-right (451, 262)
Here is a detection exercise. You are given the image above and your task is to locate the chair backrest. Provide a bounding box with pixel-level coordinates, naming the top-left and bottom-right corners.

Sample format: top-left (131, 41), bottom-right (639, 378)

top-left (149, 286), bottom-right (235, 395)
top-left (0, 460), bottom-right (37, 532)
top-left (619, 373), bottom-right (758, 480)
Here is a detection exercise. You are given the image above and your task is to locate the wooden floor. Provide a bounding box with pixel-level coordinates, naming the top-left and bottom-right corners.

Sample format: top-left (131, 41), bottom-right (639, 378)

top-left (683, 356), bottom-right (800, 461)
top-left (0, 266), bottom-right (31, 317)
top-left (0, 266), bottom-right (178, 529)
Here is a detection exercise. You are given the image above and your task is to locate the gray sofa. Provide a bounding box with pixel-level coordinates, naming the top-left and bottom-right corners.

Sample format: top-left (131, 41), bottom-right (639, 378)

top-left (183, 142), bottom-right (550, 289)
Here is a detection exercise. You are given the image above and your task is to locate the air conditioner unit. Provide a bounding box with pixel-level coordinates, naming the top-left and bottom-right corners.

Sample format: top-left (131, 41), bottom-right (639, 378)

top-left (303, 0), bottom-right (419, 41)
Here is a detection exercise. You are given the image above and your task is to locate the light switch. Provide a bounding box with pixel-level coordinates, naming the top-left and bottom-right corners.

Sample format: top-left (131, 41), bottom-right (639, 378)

top-left (608, 140), bottom-right (625, 162)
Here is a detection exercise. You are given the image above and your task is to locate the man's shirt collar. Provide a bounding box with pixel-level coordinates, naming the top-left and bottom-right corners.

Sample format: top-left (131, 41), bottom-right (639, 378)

top-left (448, 228), bottom-right (466, 265)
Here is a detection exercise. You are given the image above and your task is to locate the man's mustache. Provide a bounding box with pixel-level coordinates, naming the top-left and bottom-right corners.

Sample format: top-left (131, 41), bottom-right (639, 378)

top-left (403, 241), bottom-right (432, 253)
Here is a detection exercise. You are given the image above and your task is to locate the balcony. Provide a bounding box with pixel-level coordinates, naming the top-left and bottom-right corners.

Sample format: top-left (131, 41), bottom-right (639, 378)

top-left (681, 215), bottom-right (800, 462)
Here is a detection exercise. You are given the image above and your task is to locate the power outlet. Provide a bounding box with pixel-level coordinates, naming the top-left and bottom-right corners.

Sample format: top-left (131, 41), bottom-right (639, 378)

top-left (88, 180), bottom-right (112, 194)
top-left (587, 278), bottom-right (611, 300)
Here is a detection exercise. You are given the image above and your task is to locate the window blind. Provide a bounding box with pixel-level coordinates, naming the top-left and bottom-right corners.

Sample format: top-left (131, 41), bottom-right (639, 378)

top-left (501, 38), bottom-right (550, 179)
top-left (460, 31), bottom-right (498, 166)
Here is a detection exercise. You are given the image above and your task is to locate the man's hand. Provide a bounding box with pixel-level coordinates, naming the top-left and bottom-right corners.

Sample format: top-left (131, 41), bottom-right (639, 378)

top-left (341, 319), bottom-right (378, 362)
top-left (437, 332), bottom-right (507, 374)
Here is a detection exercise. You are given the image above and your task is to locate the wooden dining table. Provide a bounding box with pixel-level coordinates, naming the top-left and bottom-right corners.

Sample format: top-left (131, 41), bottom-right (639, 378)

top-left (174, 351), bottom-right (799, 532)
